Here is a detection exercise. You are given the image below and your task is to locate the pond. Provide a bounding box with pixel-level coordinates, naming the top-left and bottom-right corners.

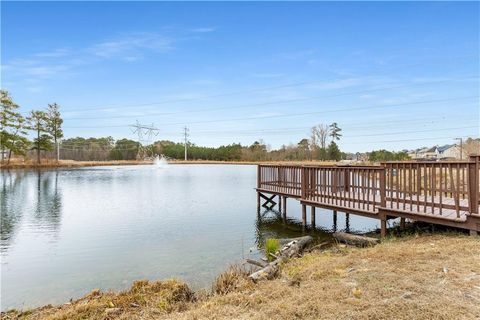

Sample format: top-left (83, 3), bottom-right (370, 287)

top-left (0, 164), bottom-right (380, 310)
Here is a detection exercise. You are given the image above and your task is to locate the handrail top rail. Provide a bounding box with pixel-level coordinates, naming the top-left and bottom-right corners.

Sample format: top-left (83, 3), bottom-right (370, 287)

top-left (257, 164), bottom-right (383, 170)
top-left (381, 161), bottom-right (473, 165)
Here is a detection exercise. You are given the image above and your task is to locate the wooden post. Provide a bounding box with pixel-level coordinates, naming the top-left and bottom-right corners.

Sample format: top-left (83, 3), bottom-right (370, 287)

top-left (381, 218), bottom-right (387, 238)
top-left (400, 217), bottom-right (406, 229)
top-left (301, 167), bottom-right (307, 200)
top-left (380, 166), bottom-right (387, 208)
top-left (256, 192), bottom-right (260, 216)
top-left (278, 195), bottom-right (282, 212)
top-left (257, 165), bottom-right (261, 189)
top-left (333, 210), bottom-right (337, 232)
top-left (344, 170), bottom-right (350, 192)
top-left (311, 206), bottom-right (316, 227)
top-left (468, 155), bottom-right (479, 214)
top-left (302, 204), bottom-right (307, 227)
top-left (345, 212), bottom-right (350, 232)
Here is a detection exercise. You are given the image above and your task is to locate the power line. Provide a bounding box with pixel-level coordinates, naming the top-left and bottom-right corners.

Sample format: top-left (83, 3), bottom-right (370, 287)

top-left (60, 76), bottom-right (478, 120)
top-left (151, 119), bottom-right (478, 136)
top-left (62, 95), bottom-right (478, 129)
top-left (340, 135), bottom-right (478, 145)
top-left (26, 54), bottom-right (479, 113)
top-left (146, 125), bottom-right (477, 138)
top-left (153, 96), bottom-right (479, 126)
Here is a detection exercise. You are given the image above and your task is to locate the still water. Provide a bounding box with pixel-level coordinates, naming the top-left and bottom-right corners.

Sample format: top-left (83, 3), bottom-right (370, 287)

top-left (0, 164), bottom-right (379, 310)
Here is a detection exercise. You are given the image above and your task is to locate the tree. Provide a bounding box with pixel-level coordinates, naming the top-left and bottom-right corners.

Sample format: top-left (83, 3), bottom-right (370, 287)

top-left (310, 124), bottom-right (330, 160)
top-left (1, 90), bottom-right (29, 164)
top-left (327, 141), bottom-right (341, 161)
top-left (329, 122), bottom-right (342, 141)
top-left (28, 110), bottom-right (52, 164)
top-left (109, 139), bottom-right (139, 160)
top-left (46, 103), bottom-right (63, 162)
top-left (297, 138), bottom-right (310, 160)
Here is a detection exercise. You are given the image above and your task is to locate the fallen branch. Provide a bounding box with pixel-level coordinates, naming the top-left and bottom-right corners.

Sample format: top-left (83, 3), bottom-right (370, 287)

top-left (249, 236), bottom-right (313, 282)
top-left (307, 241), bottom-right (334, 252)
top-left (245, 259), bottom-right (268, 268)
top-left (332, 232), bottom-right (379, 247)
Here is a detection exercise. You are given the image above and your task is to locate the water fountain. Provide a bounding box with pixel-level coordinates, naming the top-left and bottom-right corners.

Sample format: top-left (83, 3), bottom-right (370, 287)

top-left (153, 154), bottom-right (169, 168)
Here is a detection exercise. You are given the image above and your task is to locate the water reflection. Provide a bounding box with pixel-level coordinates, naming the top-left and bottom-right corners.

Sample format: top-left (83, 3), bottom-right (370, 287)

top-left (33, 171), bottom-right (62, 233)
top-left (254, 210), bottom-right (332, 248)
top-left (0, 170), bottom-right (63, 252)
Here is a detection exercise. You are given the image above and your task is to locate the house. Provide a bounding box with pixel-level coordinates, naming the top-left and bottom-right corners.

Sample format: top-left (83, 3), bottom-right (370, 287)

top-left (408, 144), bottom-right (462, 160)
top-left (438, 144), bottom-right (461, 160)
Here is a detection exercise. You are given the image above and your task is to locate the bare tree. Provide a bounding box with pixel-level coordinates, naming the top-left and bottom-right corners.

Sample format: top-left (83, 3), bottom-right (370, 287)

top-left (311, 124), bottom-right (329, 149)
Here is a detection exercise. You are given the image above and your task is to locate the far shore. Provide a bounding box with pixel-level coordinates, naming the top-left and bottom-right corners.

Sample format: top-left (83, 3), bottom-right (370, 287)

top-left (1, 159), bottom-right (339, 169)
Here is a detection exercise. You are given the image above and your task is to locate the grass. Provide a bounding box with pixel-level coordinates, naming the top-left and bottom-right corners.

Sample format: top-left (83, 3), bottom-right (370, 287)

top-left (3, 234), bottom-right (479, 319)
top-left (265, 238), bottom-right (280, 261)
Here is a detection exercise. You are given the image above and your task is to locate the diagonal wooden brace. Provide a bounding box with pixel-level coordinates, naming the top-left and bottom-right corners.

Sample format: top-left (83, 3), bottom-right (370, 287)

top-left (259, 193), bottom-right (277, 208)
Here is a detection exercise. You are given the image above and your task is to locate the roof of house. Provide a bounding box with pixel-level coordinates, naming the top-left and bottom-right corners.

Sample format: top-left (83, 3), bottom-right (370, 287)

top-left (438, 144), bottom-right (456, 153)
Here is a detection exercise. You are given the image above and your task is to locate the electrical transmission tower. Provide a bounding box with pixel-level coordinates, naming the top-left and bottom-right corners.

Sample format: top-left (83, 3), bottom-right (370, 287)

top-left (130, 120), bottom-right (160, 159)
top-left (183, 126), bottom-right (189, 161)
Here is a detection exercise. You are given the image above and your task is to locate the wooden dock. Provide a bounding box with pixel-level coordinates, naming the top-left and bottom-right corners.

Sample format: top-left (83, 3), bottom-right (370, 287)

top-left (256, 156), bottom-right (480, 236)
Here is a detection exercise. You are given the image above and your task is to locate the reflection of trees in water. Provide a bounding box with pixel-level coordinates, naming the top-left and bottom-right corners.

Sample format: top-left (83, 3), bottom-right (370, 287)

top-left (1, 170), bottom-right (29, 250)
top-left (254, 210), bottom-right (331, 249)
top-left (0, 170), bottom-right (63, 252)
top-left (34, 171), bottom-right (62, 233)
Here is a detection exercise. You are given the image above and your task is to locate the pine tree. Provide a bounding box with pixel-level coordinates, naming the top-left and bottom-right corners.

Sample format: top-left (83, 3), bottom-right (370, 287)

top-left (327, 141), bottom-right (341, 161)
top-left (1, 90), bottom-right (29, 164)
top-left (28, 110), bottom-right (52, 164)
top-left (329, 122), bottom-right (342, 141)
top-left (46, 103), bottom-right (63, 162)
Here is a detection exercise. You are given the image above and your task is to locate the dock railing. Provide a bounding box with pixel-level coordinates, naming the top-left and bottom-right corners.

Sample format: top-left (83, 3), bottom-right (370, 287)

top-left (257, 155), bottom-right (480, 219)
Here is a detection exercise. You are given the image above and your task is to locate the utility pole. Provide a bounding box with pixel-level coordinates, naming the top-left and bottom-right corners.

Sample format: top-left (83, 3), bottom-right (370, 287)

top-left (130, 120), bottom-right (159, 159)
top-left (183, 126), bottom-right (189, 161)
top-left (455, 137), bottom-right (463, 160)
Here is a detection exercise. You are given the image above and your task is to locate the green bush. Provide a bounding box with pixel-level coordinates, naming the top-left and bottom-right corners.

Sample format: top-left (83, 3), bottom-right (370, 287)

top-left (265, 238), bottom-right (280, 261)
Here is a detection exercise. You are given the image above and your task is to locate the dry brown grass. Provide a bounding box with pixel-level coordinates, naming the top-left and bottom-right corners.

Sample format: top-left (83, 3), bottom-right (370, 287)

top-left (0, 159), bottom-right (152, 169)
top-left (2, 279), bottom-right (193, 320)
top-left (3, 234), bottom-right (479, 320)
top-left (168, 234), bottom-right (480, 320)
top-left (212, 265), bottom-right (254, 295)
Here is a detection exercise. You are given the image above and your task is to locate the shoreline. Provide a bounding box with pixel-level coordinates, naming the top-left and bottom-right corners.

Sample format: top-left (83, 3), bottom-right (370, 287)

top-left (2, 232), bottom-right (479, 319)
top-left (0, 159), bottom-right (338, 169)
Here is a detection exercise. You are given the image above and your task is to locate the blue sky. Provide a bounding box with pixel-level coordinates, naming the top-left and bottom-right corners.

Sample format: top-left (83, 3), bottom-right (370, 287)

top-left (1, 1), bottom-right (479, 152)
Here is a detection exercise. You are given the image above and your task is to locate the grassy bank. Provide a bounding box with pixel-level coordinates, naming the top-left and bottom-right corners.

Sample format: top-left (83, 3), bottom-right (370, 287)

top-left (1, 159), bottom-right (338, 169)
top-left (3, 234), bottom-right (479, 319)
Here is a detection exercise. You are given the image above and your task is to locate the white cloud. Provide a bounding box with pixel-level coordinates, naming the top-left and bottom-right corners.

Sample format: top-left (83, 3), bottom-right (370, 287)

top-left (34, 48), bottom-right (70, 58)
top-left (88, 32), bottom-right (173, 61)
top-left (190, 27), bottom-right (215, 33)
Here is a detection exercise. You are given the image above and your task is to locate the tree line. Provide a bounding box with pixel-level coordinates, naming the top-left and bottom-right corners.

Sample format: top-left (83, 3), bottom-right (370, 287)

top-left (1, 90), bottom-right (63, 164)
top-left (2, 89), bottom-right (417, 164)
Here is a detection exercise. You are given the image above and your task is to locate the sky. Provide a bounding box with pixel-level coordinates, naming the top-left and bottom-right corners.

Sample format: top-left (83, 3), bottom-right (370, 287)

top-left (1, 1), bottom-right (479, 153)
